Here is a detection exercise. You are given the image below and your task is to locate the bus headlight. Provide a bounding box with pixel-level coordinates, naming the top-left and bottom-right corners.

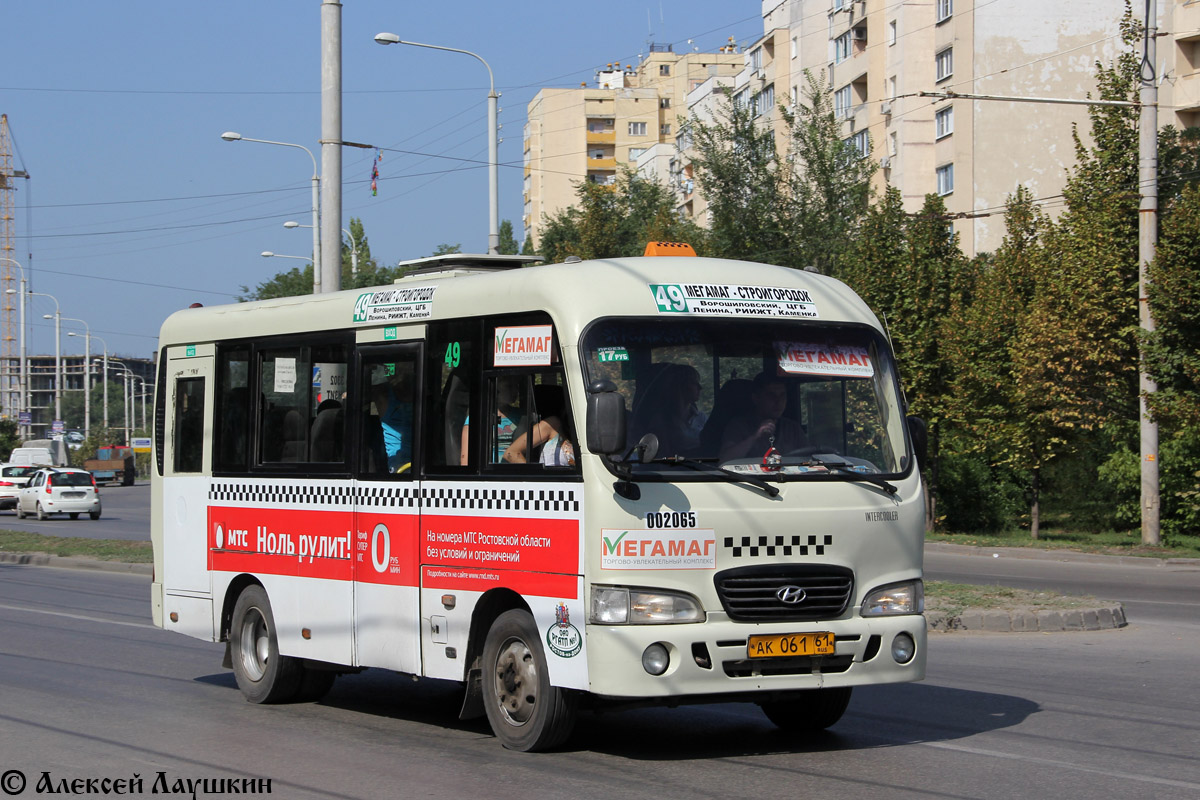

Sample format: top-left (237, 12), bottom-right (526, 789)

top-left (861, 580), bottom-right (924, 616)
top-left (590, 586), bottom-right (705, 624)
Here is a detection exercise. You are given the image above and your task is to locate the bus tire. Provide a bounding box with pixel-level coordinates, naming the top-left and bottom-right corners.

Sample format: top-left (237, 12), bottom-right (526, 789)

top-left (294, 668), bottom-right (336, 702)
top-left (481, 609), bottom-right (577, 752)
top-left (760, 686), bottom-right (853, 733)
top-left (229, 585), bottom-right (303, 704)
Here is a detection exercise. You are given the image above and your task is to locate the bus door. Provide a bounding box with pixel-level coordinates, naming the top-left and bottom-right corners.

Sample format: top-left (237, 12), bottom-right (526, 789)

top-left (352, 344), bottom-right (423, 673)
top-left (161, 344), bottom-right (215, 633)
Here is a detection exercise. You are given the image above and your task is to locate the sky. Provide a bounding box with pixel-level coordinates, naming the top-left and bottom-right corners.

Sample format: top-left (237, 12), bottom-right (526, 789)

top-left (2, 1), bottom-right (766, 361)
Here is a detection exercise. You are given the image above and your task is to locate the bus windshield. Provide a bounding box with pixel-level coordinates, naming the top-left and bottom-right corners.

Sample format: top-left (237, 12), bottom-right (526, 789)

top-left (582, 318), bottom-right (911, 478)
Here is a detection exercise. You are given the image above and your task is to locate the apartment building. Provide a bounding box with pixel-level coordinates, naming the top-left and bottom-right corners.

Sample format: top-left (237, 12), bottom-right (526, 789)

top-left (522, 47), bottom-right (743, 245)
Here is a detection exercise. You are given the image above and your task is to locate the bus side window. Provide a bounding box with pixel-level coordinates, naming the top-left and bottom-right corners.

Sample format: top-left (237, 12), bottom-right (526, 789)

top-left (174, 377), bottom-right (205, 473)
top-left (214, 347), bottom-right (250, 472)
top-left (427, 324), bottom-right (476, 470)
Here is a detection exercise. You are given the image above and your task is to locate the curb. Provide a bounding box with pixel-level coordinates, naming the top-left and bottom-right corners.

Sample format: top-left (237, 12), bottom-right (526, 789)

top-left (927, 603), bottom-right (1127, 633)
top-left (0, 551), bottom-right (152, 576)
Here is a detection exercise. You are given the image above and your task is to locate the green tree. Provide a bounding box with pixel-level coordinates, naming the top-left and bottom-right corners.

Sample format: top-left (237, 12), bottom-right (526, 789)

top-left (781, 70), bottom-right (876, 275)
top-left (688, 98), bottom-right (791, 264)
top-left (431, 243), bottom-right (462, 256)
top-left (498, 220), bottom-right (520, 255)
top-left (944, 187), bottom-right (1060, 536)
top-left (537, 169), bottom-right (704, 263)
top-left (0, 419), bottom-right (20, 461)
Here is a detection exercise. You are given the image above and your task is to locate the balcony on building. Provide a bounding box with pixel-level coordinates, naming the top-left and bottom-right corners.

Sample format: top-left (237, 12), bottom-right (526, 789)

top-left (1173, 26), bottom-right (1200, 128)
top-left (586, 117), bottom-right (616, 145)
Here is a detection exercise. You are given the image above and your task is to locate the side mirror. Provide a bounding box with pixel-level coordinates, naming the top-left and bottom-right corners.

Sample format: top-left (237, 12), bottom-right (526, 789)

top-left (586, 380), bottom-right (627, 455)
top-left (906, 416), bottom-right (928, 472)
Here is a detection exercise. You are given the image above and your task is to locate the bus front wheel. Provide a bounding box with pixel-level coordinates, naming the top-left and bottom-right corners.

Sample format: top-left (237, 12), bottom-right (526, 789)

top-left (229, 585), bottom-right (303, 704)
top-left (481, 609), bottom-right (577, 752)
top-left (759, 686), bottom-right (853, 733)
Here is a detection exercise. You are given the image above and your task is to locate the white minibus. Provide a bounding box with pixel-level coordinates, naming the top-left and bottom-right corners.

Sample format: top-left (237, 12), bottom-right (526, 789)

top-left (152, 247), bottom-right (927, 751)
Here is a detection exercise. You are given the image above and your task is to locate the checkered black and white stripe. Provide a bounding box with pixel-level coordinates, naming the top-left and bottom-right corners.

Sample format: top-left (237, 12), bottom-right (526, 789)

top-left (357, 486), bottom-right (420, 509)
top-left (724, 533), bottom-right (834, 558)
top-left (207, 479), bottom-right (577, 515)
top-left (210, 481), bottom-right (355, 507)
top-left (421, 487), bottom-right (579, 513)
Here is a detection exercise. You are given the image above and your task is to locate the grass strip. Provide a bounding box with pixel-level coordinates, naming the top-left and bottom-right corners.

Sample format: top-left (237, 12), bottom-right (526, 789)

top-left (925, 580), bottom-right (1101, 620)
top-left (0, 530), bottom-right (152, 563)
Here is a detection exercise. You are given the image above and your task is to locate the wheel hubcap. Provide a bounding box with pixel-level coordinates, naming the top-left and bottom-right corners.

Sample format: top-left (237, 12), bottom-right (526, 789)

top-left (494, 636), bottom-right (537, 726)
top-left (238, 607), bottom-right (269, 682)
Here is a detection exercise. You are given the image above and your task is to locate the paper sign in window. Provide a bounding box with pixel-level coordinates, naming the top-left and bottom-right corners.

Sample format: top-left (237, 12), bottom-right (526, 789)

top-left (494, 325), bottom-right (554, 367)
top-left (774, 342), bottom-right (874, 378)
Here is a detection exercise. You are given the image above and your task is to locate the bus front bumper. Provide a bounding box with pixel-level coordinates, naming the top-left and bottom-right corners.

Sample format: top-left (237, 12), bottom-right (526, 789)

top-left (584, 613), bottom-right (926, 699)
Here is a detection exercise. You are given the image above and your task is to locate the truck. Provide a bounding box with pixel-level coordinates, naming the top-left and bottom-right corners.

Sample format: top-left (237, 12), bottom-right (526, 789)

top-left (9, 439), bottom-right (68, 467)
top-left (85, 445), bottom-right (135, 486)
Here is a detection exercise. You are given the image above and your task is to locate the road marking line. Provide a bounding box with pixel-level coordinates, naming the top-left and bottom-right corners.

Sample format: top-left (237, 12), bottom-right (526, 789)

top-left (0, 602), bottom-right (154, 629)
top-left (923, 741), bottom-right (1200, 791)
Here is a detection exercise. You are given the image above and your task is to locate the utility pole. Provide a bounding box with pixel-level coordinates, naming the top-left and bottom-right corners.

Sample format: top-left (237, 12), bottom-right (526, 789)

top-left (1138, 0), bottom-right (1160, 545)
top-left (320, 0), bottom-right (343, 293)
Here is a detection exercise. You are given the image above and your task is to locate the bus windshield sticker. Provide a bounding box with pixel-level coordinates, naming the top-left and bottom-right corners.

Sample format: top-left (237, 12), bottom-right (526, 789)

top-left (774, 342), bottom-right (874, 378)
top-left (650, 283), bottom-right (818, 318)
top-left (494, 325), bottom-right (554, 367)
top-left (596, 346), bottom-right (629, 363)
top-left (274, 357), bottom-right (297, 393)
top-left (352, 285), bottom-right (437, 324)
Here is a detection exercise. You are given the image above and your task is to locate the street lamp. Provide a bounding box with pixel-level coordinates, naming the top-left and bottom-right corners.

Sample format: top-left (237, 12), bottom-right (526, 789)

top-left (28, 290), bottom-right (61, 430)
top-left (86, 334), bottom-right (110, 431)
top-left (285, 220), bottom-right (360, 278)
top-left (64, 322), bottom-right (92, 440)
top-left (221, 131), bottom-right (323, 293)
top-left (0, 257), bottom-right (29, 438)
top-left (375, 32), bottom-right (500, 255)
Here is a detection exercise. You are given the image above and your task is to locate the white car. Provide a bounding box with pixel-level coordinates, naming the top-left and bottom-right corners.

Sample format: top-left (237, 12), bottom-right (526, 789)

top-left (17, 467), bottom-right (102, 520)
top-left (0, 464), bottom-right (39, 510)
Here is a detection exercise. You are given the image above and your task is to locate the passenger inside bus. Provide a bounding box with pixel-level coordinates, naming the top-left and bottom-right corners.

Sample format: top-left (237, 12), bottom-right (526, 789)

top-left (718, 371), bottom-right (806, 461)
top-left (370, 365), bottom-right (415, 472)
top-left (502, 384), bottom-right (575, 467)
top-left (460, 375), bottom-right (524, 465)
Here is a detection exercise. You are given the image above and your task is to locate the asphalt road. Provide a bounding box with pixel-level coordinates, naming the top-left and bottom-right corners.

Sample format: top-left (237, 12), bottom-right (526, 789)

top-left (0, 481), bottom-right (149, 541)
top-left (0, 565), bottom-right (1197, 799)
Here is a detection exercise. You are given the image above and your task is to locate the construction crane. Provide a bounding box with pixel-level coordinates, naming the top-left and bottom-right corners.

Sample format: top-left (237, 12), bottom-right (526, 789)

top-left (1, 114), bottom-right (30, 421)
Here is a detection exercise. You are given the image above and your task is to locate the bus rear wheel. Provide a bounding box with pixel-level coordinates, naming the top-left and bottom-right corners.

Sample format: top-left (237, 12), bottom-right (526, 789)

top-left (760, 686), bottom-right (853, 733)
top-left (481, 609), bottom-right (577, 752)
top-left (229, 585), bottom-right (303, 703)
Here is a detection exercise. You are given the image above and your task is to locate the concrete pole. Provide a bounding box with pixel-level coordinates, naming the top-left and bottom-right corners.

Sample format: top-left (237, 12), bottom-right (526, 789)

top-left (488, 90), bottom-right (500, 255)
top-left (320, 0), bottom-right (343, 293)
top-left (1138, 0), bottom-right (1160, 545)
top-left (83, 333), bottom-right (90, 439)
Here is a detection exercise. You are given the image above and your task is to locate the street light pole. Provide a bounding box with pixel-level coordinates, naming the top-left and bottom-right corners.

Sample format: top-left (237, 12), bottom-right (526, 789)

top-left (29, 290), bottom-right (62, 431)
top-left (66, 324), bottom-right (92, 440)
top-left (90, 335), bottom-right (109, 431)
top-left (221, 132), bottom-right (322, 293)
top-left (375, 33), bottom-right (500, 254)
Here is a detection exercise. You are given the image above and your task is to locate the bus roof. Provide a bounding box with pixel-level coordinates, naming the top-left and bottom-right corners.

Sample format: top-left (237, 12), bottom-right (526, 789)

top-left (158, 255), bottom-right (883, 348)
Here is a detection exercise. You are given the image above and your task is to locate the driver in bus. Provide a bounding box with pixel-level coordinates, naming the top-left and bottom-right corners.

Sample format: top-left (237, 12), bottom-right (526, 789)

top-left (719, 371), bottom-right (805, 461)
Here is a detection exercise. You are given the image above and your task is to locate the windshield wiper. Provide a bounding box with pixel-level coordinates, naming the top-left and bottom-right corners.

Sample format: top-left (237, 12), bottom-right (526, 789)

top-left (649, 456), bottom-right (780, 498)
top-left (802, 454), bottom-right (898, 496)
